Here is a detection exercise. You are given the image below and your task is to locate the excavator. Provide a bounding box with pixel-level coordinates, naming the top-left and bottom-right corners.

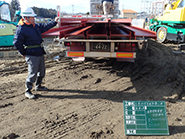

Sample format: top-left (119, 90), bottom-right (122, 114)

top-left (0, 1), bottom-right (21, 47)
top-left (149, 0), bottom-right (185, 43)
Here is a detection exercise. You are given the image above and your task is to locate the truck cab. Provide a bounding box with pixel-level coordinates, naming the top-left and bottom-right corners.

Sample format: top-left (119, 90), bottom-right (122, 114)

top-left (159, 0), bottom-right (185, 23)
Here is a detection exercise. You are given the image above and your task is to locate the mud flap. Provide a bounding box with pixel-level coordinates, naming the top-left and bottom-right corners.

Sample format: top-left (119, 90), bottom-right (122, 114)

top-left (117, 58), bottom-right (134, 62)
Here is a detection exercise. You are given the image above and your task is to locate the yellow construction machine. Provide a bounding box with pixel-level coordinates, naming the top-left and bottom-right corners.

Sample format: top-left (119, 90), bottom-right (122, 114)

top-left (150, 0), bottom-right (185, 43)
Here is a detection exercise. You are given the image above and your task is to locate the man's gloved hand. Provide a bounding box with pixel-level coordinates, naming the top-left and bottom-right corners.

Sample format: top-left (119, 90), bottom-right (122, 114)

top-left (55, 17), bottom-right (59, 22)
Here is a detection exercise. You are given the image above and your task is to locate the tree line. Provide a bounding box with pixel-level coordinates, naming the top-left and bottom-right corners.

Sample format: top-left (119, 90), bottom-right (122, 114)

top-left (9, 0), bottom-right (57, 19)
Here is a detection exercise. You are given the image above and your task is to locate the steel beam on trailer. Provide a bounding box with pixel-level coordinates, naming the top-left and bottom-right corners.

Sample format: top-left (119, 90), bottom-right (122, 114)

top-left (87, 19), bottom-right (110, 24)
top-left (86, 25), bottom-right (108, 39)
top-left (123, 25), bottom-right (156, 38)
top-left (60, 21), bottom-right (82, 25)
top-left (86, 19), bottom-right (110, 38)
top-left (111, 18), bottom-right (132, 24)
top-left (59, 26), bottom-right (85, 38)
top-left (109, 26), bottom-right (133, 39)
top-left (69, 26), bottom-right (93, 37)
top-left (42, 26), bottom-right (83, 38)
top-left (60, 18), bottom-right (97, 26)
top-left (42, 18), bottom-right (156, 40)
top-left (42, 25), bottom-right (77, 37)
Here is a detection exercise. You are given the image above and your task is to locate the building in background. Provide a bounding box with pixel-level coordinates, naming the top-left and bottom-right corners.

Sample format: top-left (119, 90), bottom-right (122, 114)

top-left (120, 10), bottom-right (137, 19)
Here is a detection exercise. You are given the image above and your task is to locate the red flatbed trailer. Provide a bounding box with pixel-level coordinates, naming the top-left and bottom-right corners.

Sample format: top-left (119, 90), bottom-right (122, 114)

top-left (42, 17), bottom-right (156, 62)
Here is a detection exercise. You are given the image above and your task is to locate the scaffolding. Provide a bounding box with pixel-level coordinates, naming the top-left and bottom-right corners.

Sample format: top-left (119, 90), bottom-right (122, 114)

top-left (141, 0), bottom-right (169, 16)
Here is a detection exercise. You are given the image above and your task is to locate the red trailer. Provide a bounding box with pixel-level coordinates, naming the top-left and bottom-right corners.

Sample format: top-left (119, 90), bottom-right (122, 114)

top-left (42, 12), bottom-right (156, 62)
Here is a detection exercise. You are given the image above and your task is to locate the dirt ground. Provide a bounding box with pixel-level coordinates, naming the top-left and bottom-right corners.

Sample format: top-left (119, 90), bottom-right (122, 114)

top-left (1, 38), bottom-right (185, 139)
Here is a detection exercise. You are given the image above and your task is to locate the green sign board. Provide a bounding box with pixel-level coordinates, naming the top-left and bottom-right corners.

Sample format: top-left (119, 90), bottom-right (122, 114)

top-left (123, 101), bottom-right (169, 135)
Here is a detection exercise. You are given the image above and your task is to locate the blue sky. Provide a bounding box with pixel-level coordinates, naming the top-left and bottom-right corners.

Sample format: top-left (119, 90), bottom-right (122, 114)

top-left (6, 0), bottom-right (141, 13)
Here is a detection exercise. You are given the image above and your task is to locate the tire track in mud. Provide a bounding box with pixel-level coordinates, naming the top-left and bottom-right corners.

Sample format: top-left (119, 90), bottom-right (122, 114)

top-left (0, 60), bottom-right (27, 76)
top-left (0, 103), bottom-right (13, 108)
top-left (35, 60), bottom-right (123, 138)
top-left (36, 96), bottom-right (115, 138)
top-left (41, 59), bottom-right (142, 138)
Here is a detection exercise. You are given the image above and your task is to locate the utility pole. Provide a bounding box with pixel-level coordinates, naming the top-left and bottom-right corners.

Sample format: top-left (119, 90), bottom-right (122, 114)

top-left (72, 5), bottom-right (74, 15)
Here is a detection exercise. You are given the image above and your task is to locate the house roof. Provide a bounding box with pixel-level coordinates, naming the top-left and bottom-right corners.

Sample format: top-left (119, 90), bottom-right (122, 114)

top-left (122, 10), bottom-right (137, 13)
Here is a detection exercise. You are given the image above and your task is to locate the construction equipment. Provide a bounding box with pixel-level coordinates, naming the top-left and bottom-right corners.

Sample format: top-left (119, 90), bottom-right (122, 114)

top-left (0, 1), bottom-right (21, 59)
top-left (0, 1), bottom-right (21, 47)
top-left (149, 0), bottom-right (185, 43)
top-left (42, 4), bottom-right (156, 62)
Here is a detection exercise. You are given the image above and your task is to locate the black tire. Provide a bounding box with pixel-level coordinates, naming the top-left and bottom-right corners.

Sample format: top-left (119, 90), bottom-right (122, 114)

top-left (157, 27), bottom-right (167, 43)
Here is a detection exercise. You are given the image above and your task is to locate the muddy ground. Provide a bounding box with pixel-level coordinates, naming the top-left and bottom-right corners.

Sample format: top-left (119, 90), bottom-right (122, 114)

top-left (1, 38), bottom-right (185, 139)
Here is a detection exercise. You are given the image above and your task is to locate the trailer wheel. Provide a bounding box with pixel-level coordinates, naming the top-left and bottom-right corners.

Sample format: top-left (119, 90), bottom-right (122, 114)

top-left (157, 27), bottom-right (167, 43)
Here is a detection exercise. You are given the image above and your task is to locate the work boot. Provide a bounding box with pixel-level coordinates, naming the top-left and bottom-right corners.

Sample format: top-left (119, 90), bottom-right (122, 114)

top-left (25, 82), bottom-right (33, 92)
top-left (35, 85), bottom-right (48, 91)
top-left (25, 91), bottom-right (35, 99)
top-left (35, 76), bottom-right (47, 91)
top-left (25, 82), bottom-right (35, 99)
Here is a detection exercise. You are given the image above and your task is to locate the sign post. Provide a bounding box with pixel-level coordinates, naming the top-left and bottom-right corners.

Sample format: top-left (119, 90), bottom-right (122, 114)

top-left (123, 101), bottom-right (169, 135)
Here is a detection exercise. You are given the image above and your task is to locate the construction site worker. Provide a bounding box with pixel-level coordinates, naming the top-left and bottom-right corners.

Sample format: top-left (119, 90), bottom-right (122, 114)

top-left (13, 7), bottom-right (59, 99)
top-left (101, 0), bottom-right (114, 15)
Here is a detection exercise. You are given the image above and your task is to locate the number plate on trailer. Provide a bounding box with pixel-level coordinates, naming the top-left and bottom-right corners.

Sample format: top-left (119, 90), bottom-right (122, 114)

top-left (90, 42), bottom-right (110, 52)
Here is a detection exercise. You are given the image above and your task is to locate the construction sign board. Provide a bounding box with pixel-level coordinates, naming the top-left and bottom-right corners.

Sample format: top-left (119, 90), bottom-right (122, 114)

top-left (123, 101), bottom-right (169, 136)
